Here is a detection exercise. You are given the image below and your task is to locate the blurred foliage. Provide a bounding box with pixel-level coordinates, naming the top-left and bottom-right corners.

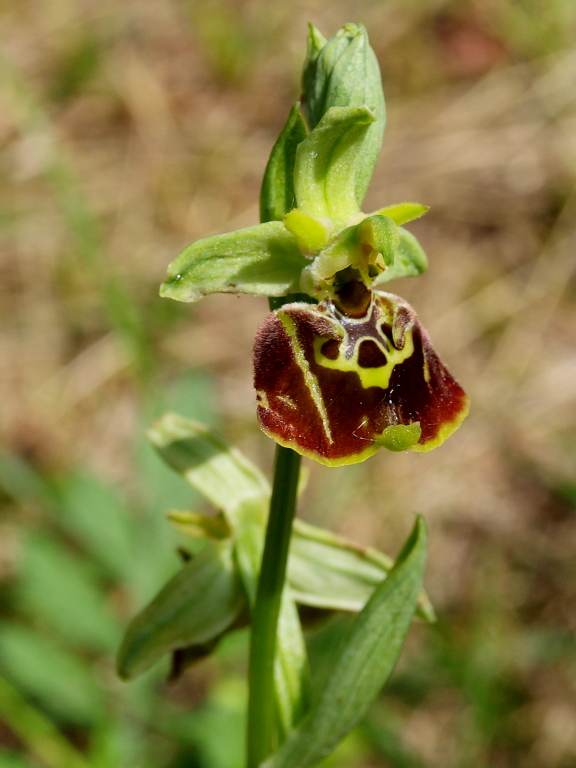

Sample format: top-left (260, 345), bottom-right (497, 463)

top-left (1, 0), bottom-right (576, 766)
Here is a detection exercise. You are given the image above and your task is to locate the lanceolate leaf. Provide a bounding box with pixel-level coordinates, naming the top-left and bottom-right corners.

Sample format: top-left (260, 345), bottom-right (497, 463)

top-left (147, 414), bottom-right (309, 732)
top-left (117, 540), bottom-right (244, 680)
top-left (274, 592), bottom-right (311, 737)
top-left (160, 222), bottom-right (307, 303)
top-left (141, 415), bottom-right (433, 717)
top-left (166, 509), bottom-right (435, 622)
top-left (148, 413), bottom-right (269, 527)
top-left (265, 516), bottom-right (428, 768)
top-left (290, 520), bottom-right (435, 622)
top-left (294, 106), bottom-right (376, 227)
top-left (260, 103), bottom-right (309, 223)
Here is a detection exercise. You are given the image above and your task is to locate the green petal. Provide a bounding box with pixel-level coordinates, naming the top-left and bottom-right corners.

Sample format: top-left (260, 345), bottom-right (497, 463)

top-left (260, 103), bottom-right (309, 223)
top-left (283, 209), bottom-right (331, 254)
top-left (308, 223), bottom-right (360, 282)
top-left (301, 23), bottom-right (385, 206)
top-left (373, 226), bottom-right (429, 285)
top-left (294, 106), bottom-right (376, 227)
top-left (372, 202), bottom-right (430, 226)
top-left (309, 215), bottom-right (398, 285)
top-left (265, 516), bottom-right (428, 768)
top-left (357, 214), bottom-right (399, 268)
top-left (161, 222), bottom-right (308, 302)
top-left (117, 540), bottom-right (245, 680)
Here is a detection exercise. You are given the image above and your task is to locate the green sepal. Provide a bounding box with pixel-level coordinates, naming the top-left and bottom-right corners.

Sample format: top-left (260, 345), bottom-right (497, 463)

top-left (160, 222), bottom-right (308, 303)
top-left (301, 25), bottom-right (330, 124)
top-left (260, 103), bottom-right (309, 223)
top-left (116, 539), bottom-right (245, 680)
top-left (373, 202), bottom-right (429, 226)
top-left (265, 516), bottom-right (428, 768)
top-left (294, 106), bottom-right (376, 227)
top-left (301, 24), bottom-right (385, 206)
top-left (373, 227), bottom-right (429, 285)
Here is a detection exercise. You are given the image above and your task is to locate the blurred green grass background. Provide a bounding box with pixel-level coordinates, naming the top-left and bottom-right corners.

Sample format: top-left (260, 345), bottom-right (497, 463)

top-left (1, 1), bottom-right (576, 766)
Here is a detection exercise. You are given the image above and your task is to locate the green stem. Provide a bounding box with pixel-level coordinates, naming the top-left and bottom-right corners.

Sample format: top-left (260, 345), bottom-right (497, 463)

top-left (247, 443), bottom-right (301, 768)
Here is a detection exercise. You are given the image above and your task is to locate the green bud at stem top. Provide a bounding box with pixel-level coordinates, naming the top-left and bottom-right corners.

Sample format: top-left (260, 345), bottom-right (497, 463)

top-left (301, 23), bottom-right (386, 207)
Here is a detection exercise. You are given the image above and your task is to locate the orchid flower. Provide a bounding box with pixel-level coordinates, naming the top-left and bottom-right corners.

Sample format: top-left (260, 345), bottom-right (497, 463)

top-left (161, 23), bottom-right (468, 466)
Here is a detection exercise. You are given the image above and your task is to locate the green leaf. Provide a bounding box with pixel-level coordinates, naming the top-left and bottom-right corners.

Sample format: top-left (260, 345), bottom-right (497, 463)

top-left (373, 227), bottom-right (428, 285)
top-left (294, 106), bottom-right (376, 227)
top-left (260, 103), bottom-right (309, 223)
top-left (301, 24), bottom-right (386, 206)
top-left (273, 592), bottom-right (311, 738)
top-left (289, 520), bottom-right (434, 622)
top-left (160, 222), bottom-right (307, 302)
top-left (147, 413), bottom-right (269, 527)
top-left (373, 202), bottom-right (429, 226)
top-left (0, 623), bottom-right (105, 725)
top-left (265, 516), bottom-right (428, 768)
top-left (290, 522), bottom-right (392, 611)
top-left (148, 414), bottom-right (309, 733)
top-left (151, 418), bottom-right (435, 622)
top-left (16, 532), bottom-right (120, 654)
top-left (117, 540), bottom-right (245, 679)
